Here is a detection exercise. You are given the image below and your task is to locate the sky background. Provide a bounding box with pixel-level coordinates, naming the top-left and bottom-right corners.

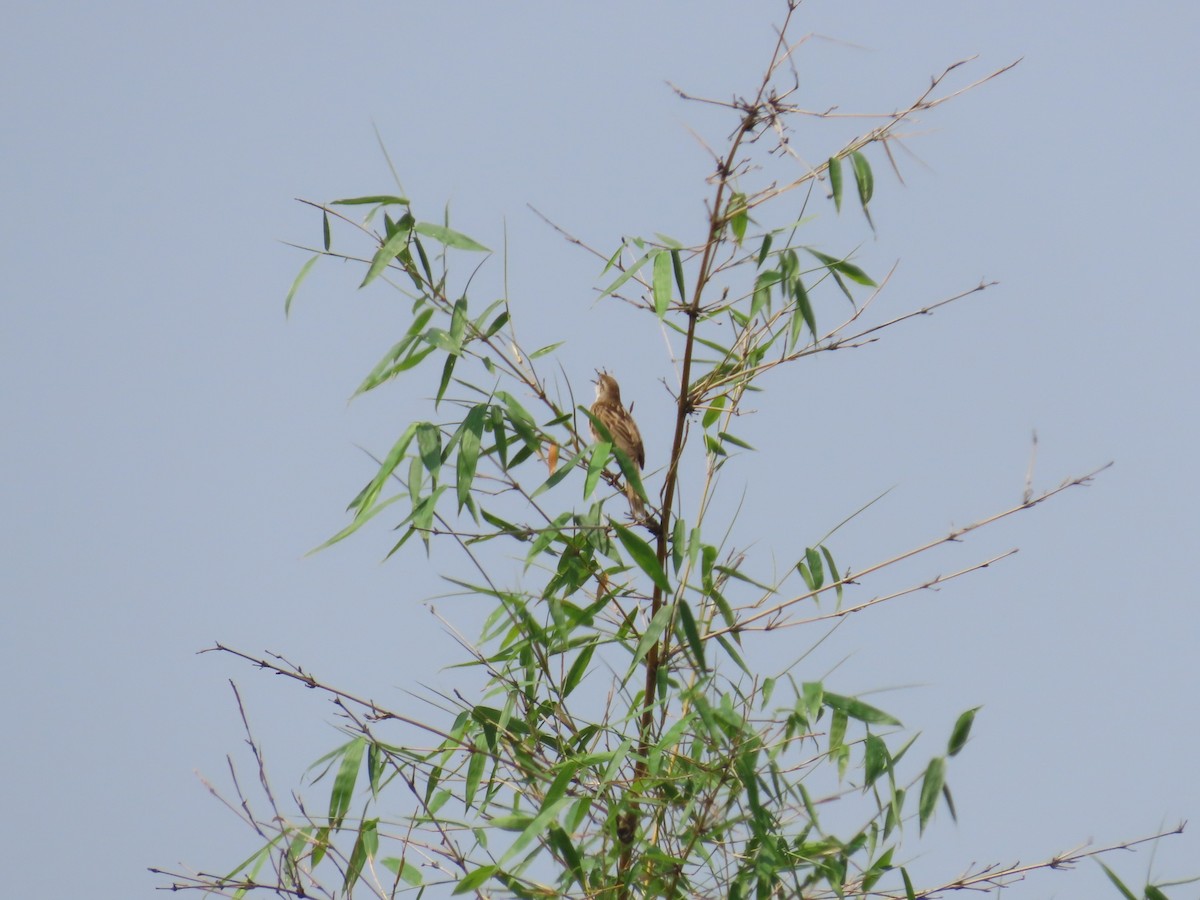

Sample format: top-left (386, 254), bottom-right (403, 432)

top-left (3, 2), bottom-right (1198, 898)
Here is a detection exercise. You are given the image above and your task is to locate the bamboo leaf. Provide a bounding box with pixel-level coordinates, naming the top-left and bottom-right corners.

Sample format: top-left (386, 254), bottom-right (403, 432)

top-left (671, 248), bottom-right (685, 302)
top-left (435, 352), bottom-right (456, 408)
top-left (823, 692), bottom-right (901, 726)
top-left (331, 195), bottom-right (409, 206)
top-left (851, 150), bottom-right (874, 207)
top-left (676, 599), bottom-right (705, 669)
top-left (360, 224), bottom-right (412, 288)
top-left (728, 191), bottom-right (749, 244)
top-left (631, 602), bottom-right (674, 667)
top-left (284, 255), bottom-right (319, 317)
top-left (918, 756), bottom-right (945, 833)
top-left (531, 449), bottom-right (582, 499)
top-left (328, 738), bottom-right (365, 828)
top-left (613, 522), bottom-right (670, 592)
top-left (598, 249), bottom-right (653, 298)
top-left (380, 857), bottom-right (423, 885)
top-left (414, 221), bottom-right (490, 252)
top-left (416, 422), bottom-right (442, 475)
top-left (1097, 862), bottom-right (1138, 900)
top-left (456, 405), bottom-right (487, 510)
top-left (585, 441), bottom-right (611, 499)
top-left (452, 865), bottom-right (497, 894)
top-left (947, 706), bottom-right (980, 757)
top-left (828, 156), bottom-right (843, 212)
top-left (563, 640), bottom-right (598, 697)
top-left (652, 249), bottom-right (672, 318)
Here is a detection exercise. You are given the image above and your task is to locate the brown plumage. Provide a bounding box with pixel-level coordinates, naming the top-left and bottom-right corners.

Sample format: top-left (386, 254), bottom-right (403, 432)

top-left (590, 372), bottom-right (646, 519)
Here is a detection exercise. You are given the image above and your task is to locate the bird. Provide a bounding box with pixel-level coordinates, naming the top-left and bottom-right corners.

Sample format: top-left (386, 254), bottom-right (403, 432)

top-left (590, 371), bottom-right (647, 520)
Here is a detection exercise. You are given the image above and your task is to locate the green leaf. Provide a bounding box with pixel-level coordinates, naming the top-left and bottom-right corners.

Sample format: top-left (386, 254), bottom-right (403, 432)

top-left (828, 156), bottom-right (843, 212)
top-left (414, 221), bottom-right (490, 252)
top-left (416, 422), bottom-right (442, 475)
top-left (918, 756), bottom-right (945, 833)
top-left (728, 191), bottom-right (749, 244)
top-left (563, 640), bottom-right (598, 697)
top-left (435, 352), bottom-right (456, 408)
top-left (531, 449), bottom-right (582, 499)
top-left (805, 546), bottom-right (824, 588)
top-left (756, 232), bottom-right (773, 267)
top-left (808, 248), bottom-right (877, 287)
top-left (631, 602), bottom-right (674, 668)
top-left (1096, 862), bottom-right (1138, 900)
top-left (284, 254), bottom-right (319, 317)
top-left (717, 431), bottom-right (755, 451)
top-left (801, 681), bottom-right (823, 722)
top-left (752, 269), bottom-right (781, 319)
top-left (328, 738), bottom-right (365, 828)
top-left (701, 394), bottom-right (726, 429)
top-left (500, 794), bottom-right (572, 865)
top-left (1144, 886), bottom-right (1170, 900)
top-left (455, 405), bottom-right (487, 510)
top-left (820, 544), bottom-right (843, 602)
top-left (947, 707), bottom-right (980, 757)
top-left (652, 249), bottom-right (672, 318)
top-left (828, 708), bottom-right (847, 753)
top-left (671, 248), bottom-right (686, 302)
top-left (463, 741), bottom-right (486, 810)
top-left (485, 310), bottom-right (509, 337)
top-left (547, 825), bottom-right (586, 891)
top-left (863, 733), bottom-right (889, 787)
top-left (309, 494), bottom-right (403, 554)
top-left (349, 423), bottom-right (420, 516)
top-left (331, 195), bottom-right (409, 206)
top-left (612, 523), bottom-right (670, 592)
top-left (452, 865), bottom-right (497, 894)
top-left (380, 857), bottom-right (423, 886)
top-left (670, 515), bottom-right (685, 574)
top-left (823, 692), bottom-right (901, 726)
top-left (900, 867), bottom-right (916, 900)
top-left (360, 224), bottom-right (412, 288)
top-left (790, 277), bottom-right (816, 348)
top-left (530, 340), bottom-right (565, 360)
top-left (598, 248), bottom-right (653, 299)
top-left (342, 818), bottom-right (377, 894)
top-left (850, 150), bottom-right (874, 207)
top-left (676, 599), bottom-right (705, 669)
top-left (585, 441), bottom-right (611, 499)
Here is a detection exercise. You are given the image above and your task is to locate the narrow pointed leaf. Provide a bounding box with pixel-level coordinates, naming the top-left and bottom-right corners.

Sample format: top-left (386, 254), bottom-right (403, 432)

top-left (585, 441), bottom-right (611, 499)
top-left (918, 756), bottom-right (945, 833)
top-left (947, 706), bottom-right (980, 757)
top-left (414, 221), bottom-right (490, 252)
top-left (671, 248), bottom-right (685, 301)
top-left (284, 255), bottom-right (319, 316)
top-left (598, 249), bottom-right (652, 299)
top-left (416, 423), bottom-right (442, 474)
top-left (360, 225), bottom-right (412, 288)
top-left (613, 523), bottom-right (670, 592)
top-left (828, 156), bottom-right (843, 212)
top-left (823, 692), bottom-right (901, 726)
top-left (328, 738), bottom-right (366, 828)
top-left (652, 249), bottom-right (672, 317)
top-left (631, 602), bottom-right (675, 667)
top-left (455, 405), bottom-right (487, 509)
top-left (851, 150), bottom-right (874, 206)
top-left (332, 195), bottom-right (409, 206)
top-left (1097, 862), bottom-right (1138, 900)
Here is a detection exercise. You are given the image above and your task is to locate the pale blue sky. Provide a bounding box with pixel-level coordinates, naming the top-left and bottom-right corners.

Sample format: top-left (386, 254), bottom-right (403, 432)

top-left (2, 2), bottom-right (1197, 897)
